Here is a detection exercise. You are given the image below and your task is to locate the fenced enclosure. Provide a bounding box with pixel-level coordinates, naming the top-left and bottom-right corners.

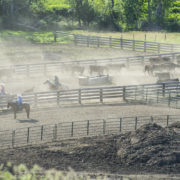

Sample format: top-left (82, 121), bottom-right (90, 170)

top-left (54, 32), bottom-right (180, 53)
top-left (0, 52), bottom-right (180, 77)
top-left (1, 82), bottom-right (180, 110)
top-left (0, 114), bottom-right (179, 149)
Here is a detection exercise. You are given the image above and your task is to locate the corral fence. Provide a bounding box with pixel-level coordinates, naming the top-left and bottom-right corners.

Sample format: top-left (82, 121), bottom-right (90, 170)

top-left (1, 82), bottom-right (180, 110)
top-left (0, 114), bottom-right (179, 149)
top-left (1, 52), bottom-right (180, 77)
top-left (54, 31), bottom-right (180, 53)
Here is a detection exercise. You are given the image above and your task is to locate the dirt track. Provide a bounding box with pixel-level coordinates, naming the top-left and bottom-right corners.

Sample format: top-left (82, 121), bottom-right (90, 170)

top-left (1, 104), bottom-right (180, 131)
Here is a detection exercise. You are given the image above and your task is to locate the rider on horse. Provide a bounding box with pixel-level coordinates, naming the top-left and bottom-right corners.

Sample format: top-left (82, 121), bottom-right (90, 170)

top-left (17, 94), bottom-right (23, 110)
top-left (0, 84), bottom-right (5, 95)
top-left (54, 75), bottom-right (60, 87)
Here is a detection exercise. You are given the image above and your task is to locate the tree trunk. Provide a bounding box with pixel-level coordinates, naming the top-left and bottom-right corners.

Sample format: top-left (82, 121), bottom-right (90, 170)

top-left (148, 0), bottom-right (151, 24)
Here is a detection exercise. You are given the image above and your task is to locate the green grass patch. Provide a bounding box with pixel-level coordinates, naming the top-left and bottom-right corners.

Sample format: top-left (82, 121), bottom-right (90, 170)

top-left (1, 30), bottom-right (179, 44)
top-left (0, 30), bottom-right (73, 44)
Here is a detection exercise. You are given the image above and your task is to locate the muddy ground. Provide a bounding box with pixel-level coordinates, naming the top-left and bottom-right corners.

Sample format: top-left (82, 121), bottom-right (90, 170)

top-left (0, 123), bottom-right (179, 175)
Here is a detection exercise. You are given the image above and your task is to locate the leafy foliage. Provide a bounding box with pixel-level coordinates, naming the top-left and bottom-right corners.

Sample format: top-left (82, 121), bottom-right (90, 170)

top-left (0, 163), bottom-right (106, 180)
top-left (0, 0), bottom-right (179, 31)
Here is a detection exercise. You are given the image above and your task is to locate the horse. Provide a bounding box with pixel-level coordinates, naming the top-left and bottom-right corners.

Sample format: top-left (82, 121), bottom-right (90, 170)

top-left (7, 102), bottom-right (30, 119)
top-left (44, 80), bottom-right (69, 91)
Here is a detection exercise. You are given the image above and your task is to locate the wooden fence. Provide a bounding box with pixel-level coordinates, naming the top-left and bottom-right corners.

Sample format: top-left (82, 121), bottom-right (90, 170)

top-left (1, 52), bottom-right (180, 77)
top-left (0, 114), bottom-right (179, 149)
top-left (1, 82), bottom-right (180, 110)
top-left (54, 32), bottom-right (180, 53)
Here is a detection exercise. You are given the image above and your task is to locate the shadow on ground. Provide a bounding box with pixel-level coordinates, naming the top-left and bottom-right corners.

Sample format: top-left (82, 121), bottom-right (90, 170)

top-left (17, 119), bottom-right (38, 123)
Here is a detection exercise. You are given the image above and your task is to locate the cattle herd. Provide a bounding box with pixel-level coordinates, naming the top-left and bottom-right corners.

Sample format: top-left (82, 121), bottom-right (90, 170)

top-left (58, 55), bottom-right (180, 85)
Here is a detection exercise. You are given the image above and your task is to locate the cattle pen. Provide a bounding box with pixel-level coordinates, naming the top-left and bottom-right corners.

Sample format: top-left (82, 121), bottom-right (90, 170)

top-left (0, 114), bottom-right (179, 149)
top-left (1, 81), bottom-right (180, 110)
top-left (0, 52), bottom-right (180, 77)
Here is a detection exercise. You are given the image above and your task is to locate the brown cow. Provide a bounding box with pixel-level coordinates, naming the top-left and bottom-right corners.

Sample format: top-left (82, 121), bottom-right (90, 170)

top-left (107, 63), bottom-right (126, 71)
top-left (89, 65), bottom-right (108, 75)
top-left (144, 65), bottom-right (153, 75)
top-left (149, 56), bottom-right (171, 65)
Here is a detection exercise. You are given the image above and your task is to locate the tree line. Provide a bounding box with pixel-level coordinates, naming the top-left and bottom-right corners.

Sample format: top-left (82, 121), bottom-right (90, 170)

top-left (0, 0), bottom-right (179, 32)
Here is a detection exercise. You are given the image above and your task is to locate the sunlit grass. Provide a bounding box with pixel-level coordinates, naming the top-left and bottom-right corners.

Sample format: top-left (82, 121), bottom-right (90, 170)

top-left (0, 30), bottom-right (179, 44)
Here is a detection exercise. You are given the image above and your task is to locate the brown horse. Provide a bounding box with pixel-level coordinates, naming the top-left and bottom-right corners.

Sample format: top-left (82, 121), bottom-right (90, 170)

top-left (44, 80), bottom-right (69, 91)
top-left (7, 102), bottom-right (30, 119)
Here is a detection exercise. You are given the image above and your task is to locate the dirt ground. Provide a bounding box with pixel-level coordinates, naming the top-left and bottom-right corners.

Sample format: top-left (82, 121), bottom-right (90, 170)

top-left (0, 123), bottom-right (179, 176)
top-left (1, 104), bottom-right (180, 131)
top-left (0, 41), bottom-right (147, 65)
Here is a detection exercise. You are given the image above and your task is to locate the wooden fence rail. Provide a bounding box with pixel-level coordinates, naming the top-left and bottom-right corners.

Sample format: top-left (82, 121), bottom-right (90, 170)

top-left (1, 82), bottom-right (180, 110)
top-left (0, 52), bottom-right (180, 77)
top-left (54, 32), bottom-right (180, 53)
top-left (0, 114), bottom-right (179, 149)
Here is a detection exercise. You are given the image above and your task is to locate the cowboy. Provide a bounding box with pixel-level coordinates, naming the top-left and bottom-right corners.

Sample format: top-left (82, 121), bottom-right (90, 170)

top-left (0, 84), bottom-right (5, 95)
top-left (17, 94), bottom-right (23, 110)
top-left (54, 75), bottom-right (60, 87)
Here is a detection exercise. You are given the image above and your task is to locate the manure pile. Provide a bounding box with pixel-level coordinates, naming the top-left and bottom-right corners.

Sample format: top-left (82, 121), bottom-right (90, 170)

top-left (0, 123), bottom-right (179, 174)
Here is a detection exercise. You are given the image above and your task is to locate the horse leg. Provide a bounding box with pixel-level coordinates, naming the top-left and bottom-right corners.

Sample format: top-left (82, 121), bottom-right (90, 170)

top-left (14, 111), bottom-right (16, 119)
top-left (26, 107), bottom-right (30, 119)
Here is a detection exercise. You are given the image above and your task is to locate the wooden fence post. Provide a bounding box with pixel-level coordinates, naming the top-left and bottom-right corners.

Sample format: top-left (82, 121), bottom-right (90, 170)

top-left (53, 124), bottom-right (57, 141)
top-left (43, 64), bottom-right (47, 76)
top-left (57, 91), bottom-right (60, 106)
top-left (27, 127), bottom-right (30, 144)
top-left (135, 117), bottom-right (138, 130)
top-left (157, 90), bottom-right (159, 103)
top-left (74, 34), bottom-right (77, 46)
top-left (87, 120), bottom-right (89, 136)
top-left (144, 41), bottom-right (146, 52)
top-left (26, 65), bottom-right (30, 77)
top-left (109, 36), bottom-right (112, 48)
top-left (120, 38), bottom-right (123, 49)
top-left (12, 130), bottom-right (15, 148)
top-left (34, 93), bottom-right (37, 107)
top-left (97, 37), bottom-right (100, 47)
top-left (145, 88), bottom-right (148, 102)
top-left (167, 115), bottom-right (169, 127)
top-left (54, 32), bottom-right (57, 42)
top-left (158, 43), bottom-right (161, 54)
top-left (103, 119), bottom-right (106, 135)
top-left (123, 86), bottom-right (126, 101)
top-left (71, 122), bottom-right (74, 137)
top-left (132, 40), bottom-right (135, 51)
top-left (87, 36), bottom-right (90, 47)
top-left (78, 89), bottom-right (82, 104)
top-left (41, 125), bottom-right (43, 141)
top-left (120, 118), bottom-right (122, 132)
top-left (168, 92), bottom-right (171, 107)
top-left (134, 87), bottom-right (137, 100)
top-left (162, 83), bottom-right (165, 97)
top-left (100, 88), bottom-right (103, 103)
top-left (150, 116), bottom-right (153, 123)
